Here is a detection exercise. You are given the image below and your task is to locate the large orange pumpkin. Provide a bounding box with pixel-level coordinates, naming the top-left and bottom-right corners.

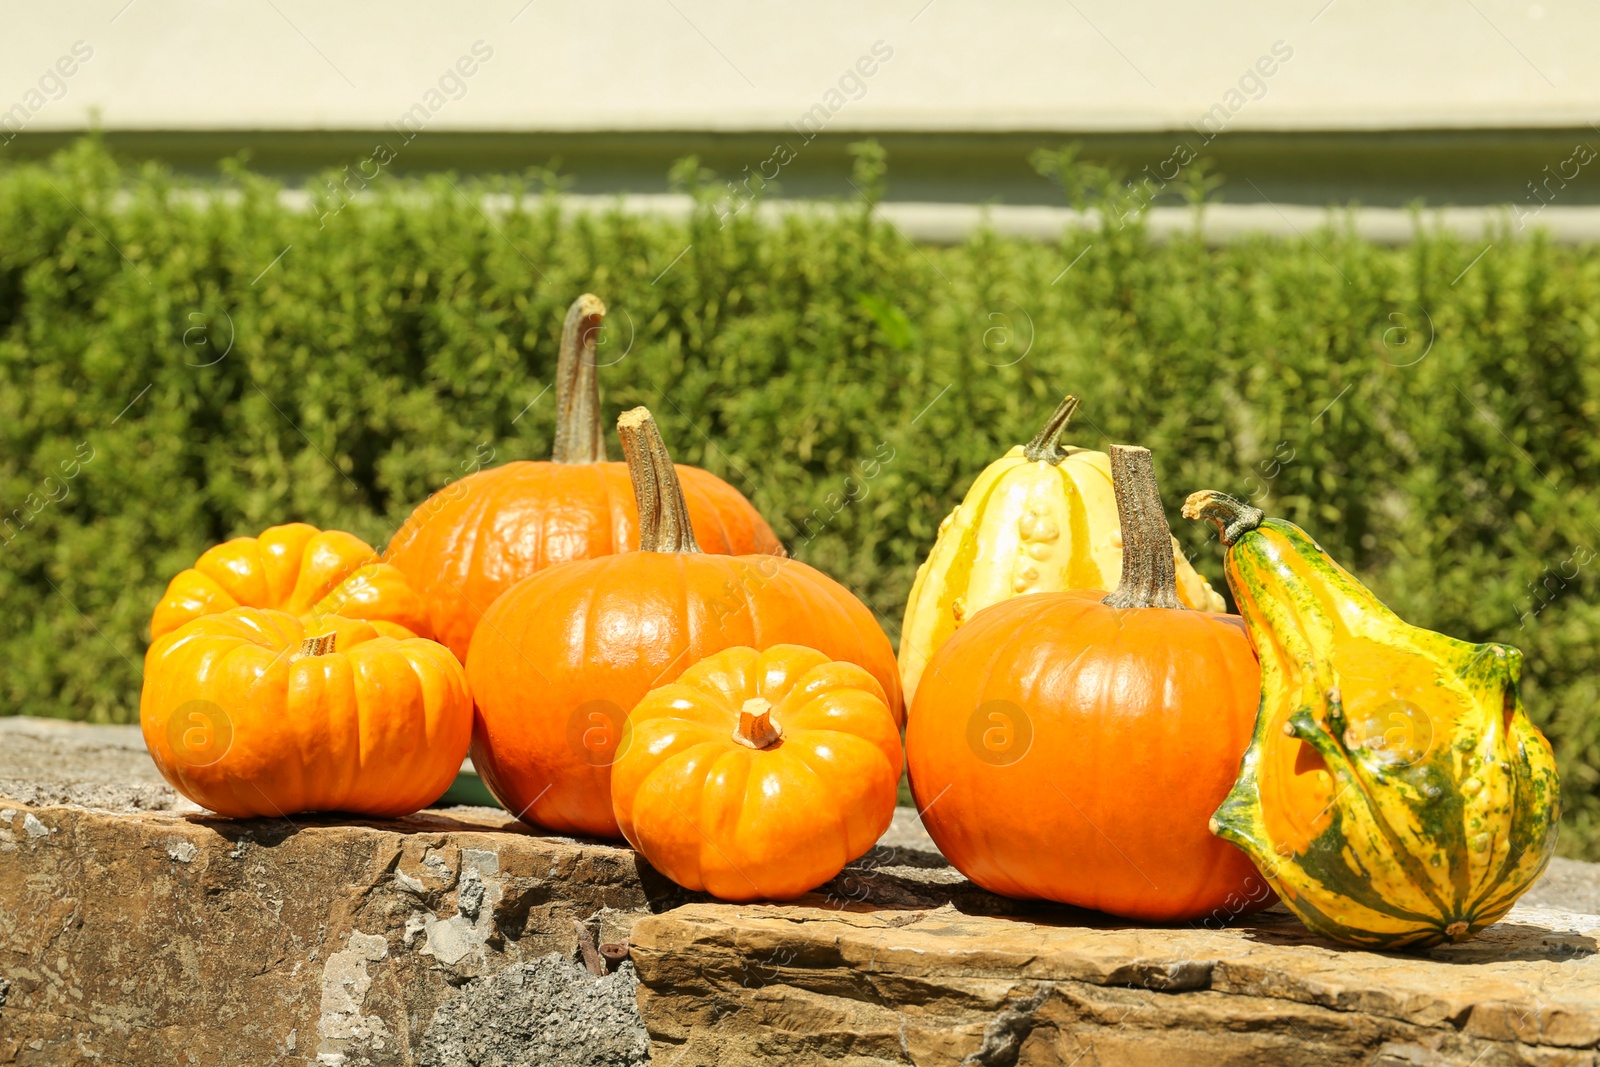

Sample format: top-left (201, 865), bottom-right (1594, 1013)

top-left (383, 294), bottom-right (782, 662)
top-left (141, 608), bottom-right (472, 818)
top-left (905, 445), bottom-right (1266, 922)
top-left (612, 644), bottom-right (903, 900)
top-left (467, 407), bottom-right (901, 839)
top-left (151, 522), bottom-right (429, 642)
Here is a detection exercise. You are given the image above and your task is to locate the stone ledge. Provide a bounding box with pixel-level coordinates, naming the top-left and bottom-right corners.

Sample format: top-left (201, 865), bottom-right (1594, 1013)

top-left (630, 901), bottom-right (1600, 1066)
top-left (6, 798), bottom-right (1600, 1067)
top-left (5, 716), bottom-right (1600, 1066)
top-left (0, 801), bottom-right (668, 1066)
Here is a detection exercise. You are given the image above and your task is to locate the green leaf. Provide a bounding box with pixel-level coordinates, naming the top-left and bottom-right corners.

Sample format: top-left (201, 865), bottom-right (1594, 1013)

top-left (854, 292), bottom-right (916, 351)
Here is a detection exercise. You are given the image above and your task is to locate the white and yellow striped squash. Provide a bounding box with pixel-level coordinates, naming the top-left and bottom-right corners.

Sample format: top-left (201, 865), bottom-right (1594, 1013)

top-left (898, 396), bottom-right (1224, 706)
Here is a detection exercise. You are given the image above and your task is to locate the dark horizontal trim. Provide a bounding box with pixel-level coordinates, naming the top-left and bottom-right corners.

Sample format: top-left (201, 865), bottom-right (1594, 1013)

top-left (5, 127), bottom-right (1598, 208)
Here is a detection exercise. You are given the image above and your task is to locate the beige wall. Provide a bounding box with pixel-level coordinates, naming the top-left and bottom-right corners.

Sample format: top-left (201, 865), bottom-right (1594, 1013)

top-left (1, 0), bottom-right (1597, 135)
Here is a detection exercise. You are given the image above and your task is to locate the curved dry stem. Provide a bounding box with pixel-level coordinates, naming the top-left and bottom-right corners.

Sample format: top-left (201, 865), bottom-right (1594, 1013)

top-left (552, 293), bottom-right (608, 464)
top-left (1102, 445), bottom-right (1182, 610)
top-left (617, 406), bottom-right (700, 553)
top-left (1181, 490), bottom-right (1265, 547)
top-left (1022, 394), bottom-right (1081, 464)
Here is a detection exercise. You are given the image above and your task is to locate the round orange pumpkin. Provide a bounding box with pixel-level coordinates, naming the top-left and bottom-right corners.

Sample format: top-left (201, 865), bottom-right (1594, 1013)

top-left (905, 445), bottom-right (1266, 922)
top-left (383, 294), bottom-right (782, 662)
top-left (141, 608), bottom-right (472, 818)
top-left (612, 644), bottom-right (903, 901)
top-left (467, 407), bottom-right (901, 839)
top-left (151, 522), bottom-right (430, 642)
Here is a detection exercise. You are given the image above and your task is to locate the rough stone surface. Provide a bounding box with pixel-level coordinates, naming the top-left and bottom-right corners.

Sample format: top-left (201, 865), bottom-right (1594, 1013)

top-left (6, 715), bottom-right (1600, 1066)
top-left (417, 956), bottom-right (649, 1067)
top-left (0, 716), bottom-right (199, 814)
top-left (631, 901), bottom-right (1600, 1066)
top-left (0, 801), bottom-right (675, 1066)
top-left (1524, 860), bottom-right (1600, 917)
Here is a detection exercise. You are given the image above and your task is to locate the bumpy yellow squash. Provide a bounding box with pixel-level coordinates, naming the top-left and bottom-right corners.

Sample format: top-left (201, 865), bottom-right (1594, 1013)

top-left (1184, 491), bottom-right (1560, 949)
top-left (899, 395), bottom-right (1223, 705)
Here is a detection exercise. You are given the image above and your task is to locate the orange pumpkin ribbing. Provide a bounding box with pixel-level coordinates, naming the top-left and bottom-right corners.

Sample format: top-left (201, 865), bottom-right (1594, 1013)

top-left (141, 608), bottom-right (472, 819)
top-left (466, 407), bottom-right (900, 839)
top-left (612, 644), bottom-right (903, 901)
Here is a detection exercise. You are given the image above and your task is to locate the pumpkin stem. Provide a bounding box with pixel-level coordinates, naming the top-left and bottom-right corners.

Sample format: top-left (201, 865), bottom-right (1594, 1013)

top-left (1102, 445), bottom-right (1182, 610)
top-left (552, 293), bottom-right (608, 464)
top-left (617, 406), bottom-right (701, 554)
top-left (1181, 490), bottom-right (1265, 547)
top-left (732, 696), bottom-right (783, 749)
top-left (299, 632), bottom-right (338, 656)
top-left (1022, 394), bottom-right (1081, 464)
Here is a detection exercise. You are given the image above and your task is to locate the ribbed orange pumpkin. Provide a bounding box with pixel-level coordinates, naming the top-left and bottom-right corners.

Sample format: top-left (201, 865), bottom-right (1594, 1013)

top-left (467, 408), bottom-right (901, 839)
top-left (383, 295), bottom-right (782, 662)
top-left (906, 445), bottom-right (1266, 922)
top-left (612, 644), bottom-right (904, 900)
top-left (141, 609), bottom-right (471, 818)
top-left (151, 522), bottom-right (429, 642)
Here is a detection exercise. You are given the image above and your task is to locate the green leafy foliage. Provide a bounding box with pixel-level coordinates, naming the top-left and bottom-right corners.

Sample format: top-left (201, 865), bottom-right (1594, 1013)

top-left (4, 140), bottom-right (1600, 855)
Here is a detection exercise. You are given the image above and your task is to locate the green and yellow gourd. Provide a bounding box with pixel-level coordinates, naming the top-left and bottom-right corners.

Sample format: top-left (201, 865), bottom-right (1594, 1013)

top-left (899, 395), bottom-right (1224, 706)
top-left (1183, 491), bottom-right (1560, 949)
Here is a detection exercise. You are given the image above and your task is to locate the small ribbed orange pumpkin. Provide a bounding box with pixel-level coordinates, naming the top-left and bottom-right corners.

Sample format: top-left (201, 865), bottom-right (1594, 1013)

top-left (141, 608), bottom-right (471, 818)
top-left (383, 295), bottom-right (782, 662)
top-left (466, 408), bottom-right (901, 839)
top-left (612, 644), bottom-right (904, 901)
top-left (151, 521), bottom-right (429, 643)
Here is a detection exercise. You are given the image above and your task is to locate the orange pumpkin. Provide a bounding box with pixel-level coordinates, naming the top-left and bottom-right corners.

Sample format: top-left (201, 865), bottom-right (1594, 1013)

top-left (383, 294), bottom-right (783, 662)
top-left (905, 445), bottom-right (1266, 922)
top-left (612, 644), bottom-right (903, 900)
top-left (152, 522), bottom-right (429, 642)
top-left (141, 608), bottom-right (472, 818)
top-left (467, 407), bottom-right (901, 839)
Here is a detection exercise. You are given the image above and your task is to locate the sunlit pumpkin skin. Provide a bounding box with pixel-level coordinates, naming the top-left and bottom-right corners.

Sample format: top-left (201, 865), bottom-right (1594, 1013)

top-left (468, 408), bottom-right (900, 839)
top-left (1184, 492), bottom-right (1561, 949)
top-left (383, 295), bottom-right (781, 662)
top-left (906, 446), bottom-right (1265, 922)
top-left (385, 461), bottom-right (780, 663)
top-left (151, 522), bottom-right (430, 643)
top-left (140, 608), bottom-right (472, 819)
top-left (899, 396), bottom-right (1223, 708)
top-left (612, 644), bottom-right (903, 901)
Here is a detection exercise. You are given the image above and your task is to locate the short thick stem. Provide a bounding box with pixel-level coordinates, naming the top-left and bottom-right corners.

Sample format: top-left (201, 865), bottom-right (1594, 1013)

top-left (1022, 394), bottom-right (1080, 464)
top-left (551, 294), bottom-right (608, 464)
top-left (300, 632), bottom-right (338, 657)
top-left (617, 406), bottom-right (701, 553)
top-left (732, 697), bottom-right (782, 749)
top-left (1102, 444), bottom-right (1182, 610)
top-left (1181, 490), bottom-right (1265, 547)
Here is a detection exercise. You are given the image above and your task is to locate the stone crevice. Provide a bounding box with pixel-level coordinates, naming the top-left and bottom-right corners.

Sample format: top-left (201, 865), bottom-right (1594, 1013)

top-left (958, 986), bottom-right (1052, 1067)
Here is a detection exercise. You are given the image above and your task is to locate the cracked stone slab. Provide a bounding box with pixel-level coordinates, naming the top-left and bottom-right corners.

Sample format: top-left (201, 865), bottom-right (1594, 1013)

top-left (0, 797), bottom-right (988, 1066)
top-left (0, 801), bottom-right (679, 1066)
top-left (8, 715), bottom-right (1600, 1066)
top-left (630, 901), bottom-right (1600, 1066)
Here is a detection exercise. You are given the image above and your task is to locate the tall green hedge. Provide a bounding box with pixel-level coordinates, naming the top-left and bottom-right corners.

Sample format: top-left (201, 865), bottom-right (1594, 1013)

top-left (5, 140), bottom-right (1600, 854)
